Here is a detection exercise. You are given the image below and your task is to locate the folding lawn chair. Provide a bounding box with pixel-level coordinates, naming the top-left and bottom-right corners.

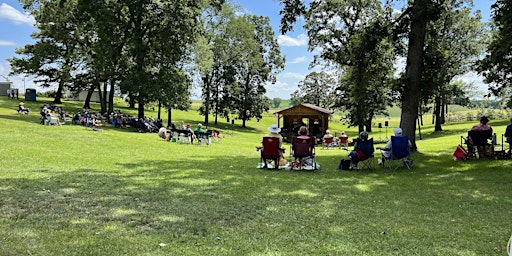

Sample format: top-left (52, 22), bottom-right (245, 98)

top-left (322, 137), bottom-right (335, 149)
top-left (212, 129), bottom-right (223, 142)
top-left (258, 137), bottom-right (283, 169)
top-left (173, 129), bottom-right (192, 144)
top-left (194, 130), bottom-right (211, 146)
top-left (467, 130), bottom-right (493, 159)
top-left (385, 135), bottom-right (412, 171)
top-left (352, 138), bottom-right (375, 170)
top-left (290, 137), bottom-right (317, 171)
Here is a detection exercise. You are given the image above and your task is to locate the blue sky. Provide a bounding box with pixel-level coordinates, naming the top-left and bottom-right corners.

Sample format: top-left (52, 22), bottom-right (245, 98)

top-left (0, 0), bottom-right (494, 99)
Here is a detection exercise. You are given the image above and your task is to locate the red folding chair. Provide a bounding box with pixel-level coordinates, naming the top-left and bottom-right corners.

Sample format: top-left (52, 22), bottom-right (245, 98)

top-left (290, 137), bottom-right (317, 171)
top-left (259, 137), bottom-right (282, 169)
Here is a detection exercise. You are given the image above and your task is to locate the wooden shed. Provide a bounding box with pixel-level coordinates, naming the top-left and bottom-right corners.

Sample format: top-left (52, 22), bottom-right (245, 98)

top-left (275, 103), bottom-right (333, 142)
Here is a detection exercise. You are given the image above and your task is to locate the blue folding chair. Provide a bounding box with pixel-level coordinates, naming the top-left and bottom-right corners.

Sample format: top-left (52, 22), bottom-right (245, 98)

top-left (385, 136), bottom-right (412, 171)
top-left (353, 138), bottom-right (375, 170)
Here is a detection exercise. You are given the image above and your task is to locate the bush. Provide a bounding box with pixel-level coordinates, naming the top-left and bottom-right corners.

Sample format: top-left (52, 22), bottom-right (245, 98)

top-left (37, 90), bottom-right (57, 98)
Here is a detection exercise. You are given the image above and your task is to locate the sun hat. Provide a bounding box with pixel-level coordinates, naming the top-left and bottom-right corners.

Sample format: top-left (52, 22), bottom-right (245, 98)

top-left (480, 116), bottom-right (489, 123)
top-left (19, 102), bottom-right (24, 105)
top-left (267, 124), bottom-right (281, 133)
top-left (394, 128), bottom-right (403, 136)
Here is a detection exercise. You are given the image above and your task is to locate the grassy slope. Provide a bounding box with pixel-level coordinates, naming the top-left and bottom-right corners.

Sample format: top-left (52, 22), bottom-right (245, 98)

top-left (0, 97), bottom-right (511, 256)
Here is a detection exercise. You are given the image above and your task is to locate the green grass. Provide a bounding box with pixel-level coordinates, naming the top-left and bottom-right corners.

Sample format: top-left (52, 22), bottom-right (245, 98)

top-left (1, 97), bottom-right (511, 255)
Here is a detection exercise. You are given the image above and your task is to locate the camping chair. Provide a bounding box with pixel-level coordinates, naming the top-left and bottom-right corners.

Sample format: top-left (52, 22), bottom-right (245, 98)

top-left (49, 116), bottom-right (59, 125)
top-left (258, 137), bottom-right (283, 169)
top-left (290, 137), bottom-right (317, 171)
top-left (385, 136), bottom-right (412, 171)
top-left (173, 129), bottom-right (192, 144)
top-left (322, 137), bottom-right (335, 149)
top-left (351, 138), bottom-right (375, 170)
top-left (339, 136), bottom-right (349, 147)
top-left (194, 130), bottom-right (211, 146)
top-left (212, 129), bottom-right (223, 142)
top-left (466, 130), bottom-right (493, 159)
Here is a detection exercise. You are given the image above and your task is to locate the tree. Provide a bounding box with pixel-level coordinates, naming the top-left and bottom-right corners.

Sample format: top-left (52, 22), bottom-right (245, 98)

top-left (290, 71), bottom-right (336, 108)
top-left (421, 4), bottom-right (485, 131)
top-left (12, 0), bottom-right (224, 118)
top-left (228, 15), bottom-right (285, 127)
top-left (197, 9), bottom-right (284, 128)
top-left (477, 0), bottom-right (512, 105)
top-left (272, 97), bottom-right (282, 108)
top-left (287, 0), bottom-right (398, 132)
top-left (10, 0), bottom-right (83, 104)
top-left (195, 3), bottom-right (239, 125)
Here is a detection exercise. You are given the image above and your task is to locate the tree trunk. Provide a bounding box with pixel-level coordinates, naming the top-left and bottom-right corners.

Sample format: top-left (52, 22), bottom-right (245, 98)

top-left (434, 95), bottom-right (442, 131)
top-left (83, 85), bottom-right (95, 109)
top-left (138, 94), bottom-right (145, 119)
top-left (441, 98), bottom-right (446, 124)
top-left (53, 83), bottom-right (64, 104)
top-left (203, 75), bottom-right (210, 126)
top-left (101, 80), bottom-right (108, 114)
top-left (157, 101), bottom-right (161, 120)
top-left (108, 79), bottom-right (115, 114)
top-left (167, 108), bottom-right (172, 127)
top-left (96, 82), bottom-right (103, 113)
top-left (399, 0), bottom-right (428, 152)
top-left (128, 91), bottom-right (136, 108)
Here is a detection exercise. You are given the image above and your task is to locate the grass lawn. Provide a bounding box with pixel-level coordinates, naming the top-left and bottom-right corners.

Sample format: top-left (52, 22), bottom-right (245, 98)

top-left (1, 97), bottom-right (511, 255)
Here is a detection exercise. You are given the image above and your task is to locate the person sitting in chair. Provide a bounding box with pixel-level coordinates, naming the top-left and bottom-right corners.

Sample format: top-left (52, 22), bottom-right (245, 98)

top-left (377, 128), bottom-right (411, 165)
top-left (339, 131), bottom-right (349, 147)
top-left (505, 118), bottom-right (512, 153)
top-left (468, 116), bottom-right (493, 158)
top-left (297, 126), bottom-right (310, 139)
top-left (323, 129), bottom-right (333, 140)
top-left (262, 124), bottom-right (285, 167)
top-left (194, 123), bottom-right (205, 133)
top-left (471, 116), bottom-right (492, 132)
top-left (348, 131), bottom-right (370, 169)
top-left (18, 102), bottom-right (30, 114)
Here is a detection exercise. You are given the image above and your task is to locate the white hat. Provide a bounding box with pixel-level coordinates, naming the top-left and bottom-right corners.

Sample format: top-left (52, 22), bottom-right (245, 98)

top-left (268, 124), bottom-right (281, 133)
top-left (394, 128), bottom-right (403, 136)
top-left (198, 123), bottom-right (202, 128)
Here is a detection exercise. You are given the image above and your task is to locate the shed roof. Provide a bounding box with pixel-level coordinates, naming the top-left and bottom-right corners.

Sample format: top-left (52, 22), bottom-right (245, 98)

top-left (275, 103), bottom-right (333, 115)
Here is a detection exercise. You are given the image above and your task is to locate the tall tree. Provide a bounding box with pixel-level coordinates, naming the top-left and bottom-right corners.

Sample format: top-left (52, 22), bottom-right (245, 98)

top-left (195, 3), bottom-right (239, 125)
top-left (229, 15), bottom-right (285, 127)
top-left (288, 0), bottom-right (398, 132)
top-left (477, 0), bottom-right (512, 105)
top-left (421, 3), bottom-right (485, 131)
top-left (10, 0), bottom-right (83, 104)
top-left (290, 71), bottom-right (336, 108)
top-left (279, 0), bottom-right (474, 150)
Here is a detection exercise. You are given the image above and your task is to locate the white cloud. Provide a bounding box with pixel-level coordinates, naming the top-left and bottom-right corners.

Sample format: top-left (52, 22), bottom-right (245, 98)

top-left (278, 34), bottom-right (308, 47)
top-left (456, 71), bottom-right (488, 91)
top-left (0, 40), bottom-right (16, 46)
top-left (0, 3), bottom-right (35, 26)
top-left (288, 56), bottom-right (307, 64)
top-left (281, 72), bottom-right (306, 80)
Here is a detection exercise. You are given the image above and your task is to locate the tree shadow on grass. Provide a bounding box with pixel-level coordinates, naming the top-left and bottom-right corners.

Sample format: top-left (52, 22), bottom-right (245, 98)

top-left (1, 152), bottom-right (511, 255)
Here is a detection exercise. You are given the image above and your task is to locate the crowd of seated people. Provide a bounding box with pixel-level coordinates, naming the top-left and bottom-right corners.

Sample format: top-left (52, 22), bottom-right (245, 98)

top-left (36, 103), bottom-right (179, 135)
top-left (40, 103), bottom-right (62, 125)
